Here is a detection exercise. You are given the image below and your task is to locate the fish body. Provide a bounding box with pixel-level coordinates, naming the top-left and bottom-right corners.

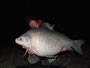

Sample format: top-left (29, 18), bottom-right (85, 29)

top-left (15, 25), bottom-right (85, 57)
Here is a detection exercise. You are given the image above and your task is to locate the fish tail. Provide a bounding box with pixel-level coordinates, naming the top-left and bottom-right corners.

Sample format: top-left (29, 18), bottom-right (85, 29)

top-left (72, 40), bottom-right (85, 55)
top-left (24, 50), bottom-right (28, 56)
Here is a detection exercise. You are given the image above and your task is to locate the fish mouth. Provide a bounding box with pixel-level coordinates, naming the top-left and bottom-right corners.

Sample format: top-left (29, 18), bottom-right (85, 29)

top-left (15, 38), bottom-right (23, 46)
top-left (15, 38), bottom-right (18, 44)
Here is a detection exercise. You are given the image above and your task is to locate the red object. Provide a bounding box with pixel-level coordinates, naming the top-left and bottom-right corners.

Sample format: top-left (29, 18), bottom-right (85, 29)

top-left (36, 20), bottom-right (42, 27)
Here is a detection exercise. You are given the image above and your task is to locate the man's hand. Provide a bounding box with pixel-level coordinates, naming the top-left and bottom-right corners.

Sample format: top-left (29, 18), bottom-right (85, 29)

top-left (27, 48), bottom-right (34, 55)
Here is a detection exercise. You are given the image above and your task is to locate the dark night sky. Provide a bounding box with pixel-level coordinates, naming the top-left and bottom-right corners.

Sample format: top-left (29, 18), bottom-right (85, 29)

top-left (7, 0), bottom-right (89, 46)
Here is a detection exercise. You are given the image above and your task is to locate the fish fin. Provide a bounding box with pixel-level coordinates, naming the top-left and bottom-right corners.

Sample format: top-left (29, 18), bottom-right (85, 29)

top-left (48, 58), bottom-right (56, 63)
top-left (48, 24), bottom-right (55, 30)
top-left (72, 40), bottom-right (85, 55)
top-left (40, 23), bottom-right (55, 30)
top-left (46, 55), bottom-right (57, 60)
top-left (47, 56), bottom-right (57, 63)
top-left (46, 55), bottom-right (56, 58)
top-left (24, 50), bottom-right (28, 56)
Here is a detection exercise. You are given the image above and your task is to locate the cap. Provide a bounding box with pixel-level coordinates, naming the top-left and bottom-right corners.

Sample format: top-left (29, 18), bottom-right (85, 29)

top-left (25, 16), bottom-right (37, 24)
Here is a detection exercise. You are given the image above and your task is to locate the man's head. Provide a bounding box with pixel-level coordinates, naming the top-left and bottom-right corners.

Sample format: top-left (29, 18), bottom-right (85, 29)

top-left (29, 20), bottom-right (39, 28)
top-left (25, 16), bottom-right (39, 28)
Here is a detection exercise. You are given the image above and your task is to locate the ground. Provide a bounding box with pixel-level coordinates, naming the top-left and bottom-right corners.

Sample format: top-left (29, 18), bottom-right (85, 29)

top-left (0, 43), bottom-right (90, 68)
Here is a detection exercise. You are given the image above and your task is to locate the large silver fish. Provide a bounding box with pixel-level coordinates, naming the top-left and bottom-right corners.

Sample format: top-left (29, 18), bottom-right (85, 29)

top-left (15, 24), bottom-right (85, 57)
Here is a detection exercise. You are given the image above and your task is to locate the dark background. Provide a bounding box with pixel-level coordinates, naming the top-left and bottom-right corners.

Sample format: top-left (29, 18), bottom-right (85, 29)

top-left (1, 1), bottom-right (89, 67)
top-left (7, 0), bottom-right (88, 46)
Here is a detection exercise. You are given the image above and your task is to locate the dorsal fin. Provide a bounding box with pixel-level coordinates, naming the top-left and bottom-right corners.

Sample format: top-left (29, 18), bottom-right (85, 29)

top-left (40, 22), bottom-right (55, 30)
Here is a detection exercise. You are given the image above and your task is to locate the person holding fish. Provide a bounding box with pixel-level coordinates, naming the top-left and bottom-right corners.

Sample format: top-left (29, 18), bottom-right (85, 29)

top-left (25, 16), bottom-right (42, 29)
top-left (15, 16), bottom-right (85, 64)
top-left (24, 16), bottom-right (57, 64)
top-left (25, 16), bottom-right (67, 55)
top-left (21, 16), bottom-right (67, 64)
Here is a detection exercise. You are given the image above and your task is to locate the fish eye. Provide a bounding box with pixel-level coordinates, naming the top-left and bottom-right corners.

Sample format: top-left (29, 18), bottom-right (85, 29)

top-left (19, 37), bottom-right (23, 41)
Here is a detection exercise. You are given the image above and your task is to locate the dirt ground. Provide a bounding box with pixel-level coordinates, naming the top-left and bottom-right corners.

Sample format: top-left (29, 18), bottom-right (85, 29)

top-left (0, 42), bottom-right (90, 68)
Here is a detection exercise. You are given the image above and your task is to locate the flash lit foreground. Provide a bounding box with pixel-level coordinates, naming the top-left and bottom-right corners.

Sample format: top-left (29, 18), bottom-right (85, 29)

top-left (0, 43), bottom-right (90, 68)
